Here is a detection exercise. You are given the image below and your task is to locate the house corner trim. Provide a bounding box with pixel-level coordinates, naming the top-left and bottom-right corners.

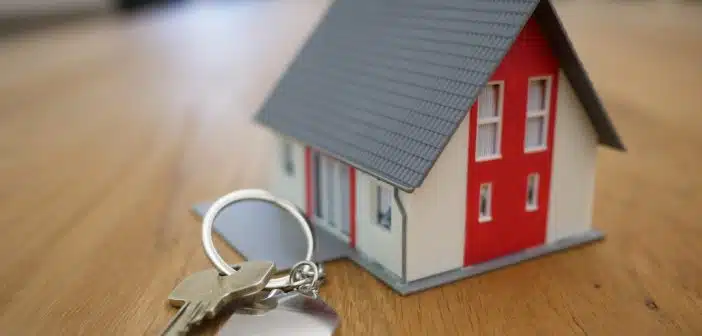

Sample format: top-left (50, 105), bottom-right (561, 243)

top-left (394, 187), bottom-right (408, 282)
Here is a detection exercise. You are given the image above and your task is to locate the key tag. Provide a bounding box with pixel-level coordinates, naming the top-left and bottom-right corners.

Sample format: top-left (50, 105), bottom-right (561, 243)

top-left (200, 189), bottom-right (340, 335)
top-left (217, 262), bottom-right (339, 336)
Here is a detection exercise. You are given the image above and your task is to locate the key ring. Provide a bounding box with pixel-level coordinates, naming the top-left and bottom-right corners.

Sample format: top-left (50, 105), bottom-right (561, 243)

top-left (201, 188), bottom-right (315, 290)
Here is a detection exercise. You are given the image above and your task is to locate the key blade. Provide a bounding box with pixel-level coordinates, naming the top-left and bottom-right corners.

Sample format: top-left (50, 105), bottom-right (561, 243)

top-left (161, 301), bottom-right (206, 336)
top-left (164, 261), bottom-right (277, 333)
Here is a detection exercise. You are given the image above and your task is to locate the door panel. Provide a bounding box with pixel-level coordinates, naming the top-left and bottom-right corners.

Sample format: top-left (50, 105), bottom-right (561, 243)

top-left (310, 153), bottom-right (351, 240)
top-left (323, 156), bottom-right (336, 228)
top-left (313, 152), bottom-right (323, 219)
top-left (305, 147), bottom-right (357, 247)
top-left (339, 166), bottom-right (350, 235)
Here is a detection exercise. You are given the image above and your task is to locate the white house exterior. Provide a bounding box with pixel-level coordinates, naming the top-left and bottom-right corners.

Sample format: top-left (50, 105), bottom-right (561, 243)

top-left (267, 65), bottom-right (603, 283)
top-left (244, 0), bottom-right (625, 293)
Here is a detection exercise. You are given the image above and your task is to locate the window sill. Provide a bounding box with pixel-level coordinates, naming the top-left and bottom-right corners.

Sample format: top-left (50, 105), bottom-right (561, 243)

top-left (526, 206), bottom-right (538, 212)
top-left (527, 110), bottom-right (548, 117)
top-left (476, 154), bottom-right (502, 162)
top-left (524, 146), bottom-right (547, 154)
top-left (376, 222), bottom-right (392, 231)
top-left (478, 216), bottom-right (492, 223)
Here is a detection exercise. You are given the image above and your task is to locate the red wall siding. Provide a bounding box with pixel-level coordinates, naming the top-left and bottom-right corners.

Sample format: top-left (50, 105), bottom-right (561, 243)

top-left (464, 17), bottom-right (560, 265)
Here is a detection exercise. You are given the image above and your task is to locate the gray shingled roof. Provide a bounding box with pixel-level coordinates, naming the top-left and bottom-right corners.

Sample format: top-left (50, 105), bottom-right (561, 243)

top-left (255, 0), bottom-right (624, 192)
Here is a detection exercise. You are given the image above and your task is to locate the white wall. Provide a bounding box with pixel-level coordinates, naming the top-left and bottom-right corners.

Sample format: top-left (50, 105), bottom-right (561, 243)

top-left (403, 115), bottom-right (469, 282)
top-left (546, 70), bottom-right (598, 243)
top-left (269, 135), bottom-right (306, 211)
top-left (355, 172), bottom-right (404, 277)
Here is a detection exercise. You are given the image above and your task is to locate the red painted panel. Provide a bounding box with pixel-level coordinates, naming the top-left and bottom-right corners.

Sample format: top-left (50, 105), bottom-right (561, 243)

top-left (464, 17), bottom-right (560, 266)
top-left (349, 167), bottom-right (357, 248)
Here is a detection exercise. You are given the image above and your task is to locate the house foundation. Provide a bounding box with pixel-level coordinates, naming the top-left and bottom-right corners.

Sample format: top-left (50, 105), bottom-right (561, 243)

top-left (192, 201), bottom-right (604, 295)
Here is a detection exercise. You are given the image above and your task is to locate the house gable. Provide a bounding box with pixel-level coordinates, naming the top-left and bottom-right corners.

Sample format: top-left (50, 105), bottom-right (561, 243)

top-left (254, 0), bottom-right (624, 193)
top-left (533, 0), bottom-right (623, 151)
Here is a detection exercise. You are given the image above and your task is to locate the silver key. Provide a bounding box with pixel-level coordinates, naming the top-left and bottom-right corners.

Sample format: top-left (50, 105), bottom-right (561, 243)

top-left (160, 260), bottom-right (276, 336)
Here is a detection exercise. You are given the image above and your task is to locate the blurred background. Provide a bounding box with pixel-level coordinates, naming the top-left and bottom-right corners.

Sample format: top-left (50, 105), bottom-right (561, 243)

top-left (0, 0), bottom-right (182, 38)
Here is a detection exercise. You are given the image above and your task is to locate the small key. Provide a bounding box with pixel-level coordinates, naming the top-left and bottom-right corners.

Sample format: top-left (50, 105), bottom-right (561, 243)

top-left (161, 260), bottom-right (276, 336)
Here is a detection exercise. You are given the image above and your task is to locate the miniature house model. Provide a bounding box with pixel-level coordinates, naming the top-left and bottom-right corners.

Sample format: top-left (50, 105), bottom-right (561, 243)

top-left (196, 0), bottom-right (624, 295)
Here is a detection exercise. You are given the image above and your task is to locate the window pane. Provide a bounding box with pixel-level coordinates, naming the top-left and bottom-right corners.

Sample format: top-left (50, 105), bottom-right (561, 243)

top-left (525, 116), bottom-right (545, 149)
top-left (528, 79), bottom-right (546, 111)
top-left (283, 141), bottom-right (294, 175)
top-left (477, 123), bottom-right (498, 157)
top-left (478, 85), bottom-right (499, 118)
top-left (526, 173), bottom-right (539, 209)
top-left (479, 184), bottom-right (491, 219)
top-left (376, 185), bottom-right (392, 229)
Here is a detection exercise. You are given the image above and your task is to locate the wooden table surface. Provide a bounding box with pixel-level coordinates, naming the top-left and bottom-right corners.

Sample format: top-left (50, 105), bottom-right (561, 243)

top-left (1, 1), bottom-right (701, 335)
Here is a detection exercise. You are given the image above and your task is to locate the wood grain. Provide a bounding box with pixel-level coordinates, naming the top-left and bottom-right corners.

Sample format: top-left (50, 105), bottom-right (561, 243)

top-left (1, 1), bottom-right (701, 335)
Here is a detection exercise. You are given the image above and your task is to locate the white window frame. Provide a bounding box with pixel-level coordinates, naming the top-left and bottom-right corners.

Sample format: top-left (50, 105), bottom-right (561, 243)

top-left (374, 182), bottom-right (392, 230)
top-left (478, 183), bottom-right (493, 223)
top-left (524, 76), bottom-right (552, 153)
top-left (476, 81), bottom-right (504, 162)
top-left (526, 173), bottom-right (539, 211)
top-left (281, 139), bottom-right (295, 176)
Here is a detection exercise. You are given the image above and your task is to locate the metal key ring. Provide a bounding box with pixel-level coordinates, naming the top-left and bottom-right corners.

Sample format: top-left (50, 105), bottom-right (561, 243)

top-left (201, 189), bottom-right (315, 290)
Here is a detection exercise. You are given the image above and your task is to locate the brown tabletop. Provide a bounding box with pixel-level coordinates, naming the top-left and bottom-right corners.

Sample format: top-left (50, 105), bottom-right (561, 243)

top-left (0, 0), bottom-right (701, 335)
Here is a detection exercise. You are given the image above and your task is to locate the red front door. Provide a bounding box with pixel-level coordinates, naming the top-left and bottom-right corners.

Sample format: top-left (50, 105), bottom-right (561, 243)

top-left (464, 17), bottom-right (559, 266)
